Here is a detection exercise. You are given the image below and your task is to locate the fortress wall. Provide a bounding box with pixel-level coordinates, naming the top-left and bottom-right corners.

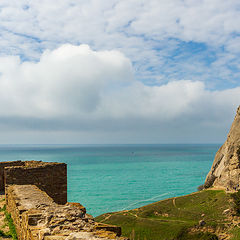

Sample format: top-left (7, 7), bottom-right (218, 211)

top-left (6, 185), bottom-right (29, 239)
top-left (0, 161), bottom-right (25, 191)
top-left (6, 185), bottom-right (122, 240)
top-left (4, 162), bottom-right (67, 204)
top-left (6, 185), bottom-right (59, 240)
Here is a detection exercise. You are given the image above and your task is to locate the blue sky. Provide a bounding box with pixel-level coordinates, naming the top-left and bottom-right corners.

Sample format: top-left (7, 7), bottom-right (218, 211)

top-left (0, 0), bottom-right (239, 143)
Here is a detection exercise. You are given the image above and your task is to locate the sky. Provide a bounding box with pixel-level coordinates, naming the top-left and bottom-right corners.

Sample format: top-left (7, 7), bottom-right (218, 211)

top-left (0, 0), bottom-right (240, 144)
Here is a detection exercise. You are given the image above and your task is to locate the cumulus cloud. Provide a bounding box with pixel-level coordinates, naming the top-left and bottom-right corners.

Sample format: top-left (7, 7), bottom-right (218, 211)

top-left (0, 44), bottom-right (133, 117)
top-left (0, 0), bottom-right (240, 88)
top-left (0, 0), bottom-right (240, 143)
top-left (0, 44), bottom-right (239, 143)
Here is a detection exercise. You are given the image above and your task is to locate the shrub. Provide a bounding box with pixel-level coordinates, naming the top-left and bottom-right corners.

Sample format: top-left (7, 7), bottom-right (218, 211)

top-left (5, 212), bottom-right (18, 240)
top-left (204, 175), bottom-right (216, 189)
top-left (197, 185), bottom-right (204, 191)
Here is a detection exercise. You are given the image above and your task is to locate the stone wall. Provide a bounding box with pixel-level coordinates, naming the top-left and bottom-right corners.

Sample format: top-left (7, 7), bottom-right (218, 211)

top-left (1, 160), bottom-right (125, 240)
top-left (6, 185), bottom-right (123, 240)
top-left (4, 161), bottom-right (67, 204)
top-left (0, 161), bottom-right (24, 191)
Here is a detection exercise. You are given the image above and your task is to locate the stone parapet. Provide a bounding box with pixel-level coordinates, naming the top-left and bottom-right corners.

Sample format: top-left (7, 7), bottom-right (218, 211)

top-left (6, 185), bottom-right (126, 240)
top-left (0, 161), bottom-right (25, 191)
top-left (4, 161), bottom-right (67, 204)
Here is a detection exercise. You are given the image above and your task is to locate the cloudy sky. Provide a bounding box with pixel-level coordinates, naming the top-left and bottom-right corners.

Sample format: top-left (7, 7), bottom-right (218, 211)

top-left (0, 0), bottom-right (240, 144)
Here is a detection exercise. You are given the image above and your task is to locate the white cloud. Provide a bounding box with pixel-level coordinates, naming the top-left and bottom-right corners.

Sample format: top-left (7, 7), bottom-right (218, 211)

top-left (0, 0), bottom-right (240, 87)
top-left (0, 44), bottom-right (134, 117)
top-left (0, 44), bottom-right (239, 144)
top-left (0, 1), bottom-right (240, 143)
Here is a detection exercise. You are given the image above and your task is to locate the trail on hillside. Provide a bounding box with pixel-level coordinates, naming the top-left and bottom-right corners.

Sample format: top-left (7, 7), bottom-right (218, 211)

top-left (122, 192), bottom-right (172, 211)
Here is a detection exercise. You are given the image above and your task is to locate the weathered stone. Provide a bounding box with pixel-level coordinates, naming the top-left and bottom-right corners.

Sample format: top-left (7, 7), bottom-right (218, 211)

top-left (4, 160), bottom-right (67, 204)
top-left (66, 232), bottom-right (98, 240)
top-left (2, 160), bottom-right (127, 240)
top-left (67, 202), bottom-right (86, 214)
top-left (6, 184), bottom-right (126, 240)
top-left (204, 106), bottom-right (240, 190)
top-left (96, 223), bottom-right (121, 237)
top-left (0, 160), bottom-right (24, 190)
top-left (39, 228), bottom-right (51, 240)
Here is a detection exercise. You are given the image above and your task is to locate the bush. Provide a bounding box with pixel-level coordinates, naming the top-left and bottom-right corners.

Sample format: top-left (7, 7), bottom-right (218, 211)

top-left (204, 175), bottom-right (216, 189)
top-left (0, 204), bottom-right (18, 240)
top-left (197, 185), bottom-right (204, 191)
top-left (5, 212), bottom-right (17, 240)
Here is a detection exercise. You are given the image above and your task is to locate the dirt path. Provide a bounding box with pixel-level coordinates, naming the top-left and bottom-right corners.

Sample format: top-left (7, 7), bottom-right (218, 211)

top-left (100, 209), bottom-right (189, 225)
top-left (98, 213), bottom-right (113, 223)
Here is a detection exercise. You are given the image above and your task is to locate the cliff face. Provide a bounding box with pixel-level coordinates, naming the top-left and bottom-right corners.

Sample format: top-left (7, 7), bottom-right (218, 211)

top-left (204, 106), bottom-right (240, 190)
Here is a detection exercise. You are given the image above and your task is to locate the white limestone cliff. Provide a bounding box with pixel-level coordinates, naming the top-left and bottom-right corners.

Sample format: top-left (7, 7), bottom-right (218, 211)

top-left (204, 106), bottom-right (240, 190)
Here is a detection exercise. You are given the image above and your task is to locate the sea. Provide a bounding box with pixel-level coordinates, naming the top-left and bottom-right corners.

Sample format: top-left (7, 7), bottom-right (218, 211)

top-left (0, 144), bottom-right (220, 217)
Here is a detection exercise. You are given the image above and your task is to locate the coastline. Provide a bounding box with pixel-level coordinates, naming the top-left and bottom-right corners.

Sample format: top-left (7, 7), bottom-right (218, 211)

top-left (0, 144), bottom-right (219, 217)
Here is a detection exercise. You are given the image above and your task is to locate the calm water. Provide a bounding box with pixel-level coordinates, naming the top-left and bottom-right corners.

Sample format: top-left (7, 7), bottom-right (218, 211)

top-left (0, 144), bottom-right (220, 217)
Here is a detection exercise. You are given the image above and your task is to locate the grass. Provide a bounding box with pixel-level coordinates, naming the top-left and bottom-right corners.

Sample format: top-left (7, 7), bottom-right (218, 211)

top-left (5, 211), bottom-right (18, 240)
top-left (176, 228), bottom-right (218, 240)
top-left (232, 190), bottom-right (240, 215)
top-left (0, 204), bottom-right (18, 240)
top-left (230, 227), bottom-right (240, 240)
top-left (230, 190), bottom-right (240, 240)
top-left (95, 190), bottom-right (233, 240)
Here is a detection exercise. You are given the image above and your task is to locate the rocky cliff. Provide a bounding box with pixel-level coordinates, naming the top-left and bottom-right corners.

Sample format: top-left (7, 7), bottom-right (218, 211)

top-left (204, 106), bottom-right (240, 190)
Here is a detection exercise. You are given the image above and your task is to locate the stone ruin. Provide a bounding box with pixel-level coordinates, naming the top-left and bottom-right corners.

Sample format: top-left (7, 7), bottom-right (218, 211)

top-left (0, 160), bottom-right (126, 240)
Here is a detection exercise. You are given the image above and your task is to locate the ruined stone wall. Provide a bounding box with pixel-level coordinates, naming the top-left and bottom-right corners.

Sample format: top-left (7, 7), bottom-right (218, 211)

top-left (6, 185), bottom-right (123, 240)
top-left (2, 160), bottom-right (125, 240)
top-left (4, 162), bottom-right (67, 204)
top-left (0, 161), bottom-right (25, 191)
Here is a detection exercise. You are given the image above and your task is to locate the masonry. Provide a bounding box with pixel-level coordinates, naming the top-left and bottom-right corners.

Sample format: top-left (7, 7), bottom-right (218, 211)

top-left (0, 160), bottom-right (124, 240)
top-left (0, 161), bottom-right (25, 191)
top-left (4, 161), bottom-right (67, 204)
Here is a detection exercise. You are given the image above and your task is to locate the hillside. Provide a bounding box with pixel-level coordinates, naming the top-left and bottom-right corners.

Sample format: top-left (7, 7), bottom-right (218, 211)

top-left (95, 189), bottom-right (240, 240)
top-left (96, 106), bottom-right (240, 240)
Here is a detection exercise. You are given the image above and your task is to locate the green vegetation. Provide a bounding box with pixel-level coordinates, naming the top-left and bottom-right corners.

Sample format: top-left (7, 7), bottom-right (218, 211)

top-left (5, 211), bottom-right (18, 240)
top-left (175, 228), bottom-right (218, 240)
top-left (0, 229), bottom-right (7, 236)
top-left (232, 190), bottom-right (240, 215)
top-left (230, 227), bottom-right (240, 240)
top-left (95, 190), bottom-right (234, 240)
top-left (0, 204), bottom-right (17, 240)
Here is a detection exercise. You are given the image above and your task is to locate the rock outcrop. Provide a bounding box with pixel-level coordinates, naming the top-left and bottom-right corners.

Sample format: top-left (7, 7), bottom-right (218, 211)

top-left (204, 106), bottom-right (240, 190)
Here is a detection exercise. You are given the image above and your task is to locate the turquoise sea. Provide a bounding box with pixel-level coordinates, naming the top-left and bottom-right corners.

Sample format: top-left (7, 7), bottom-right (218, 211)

top-left (0, 144), bottom-right (220, 217)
